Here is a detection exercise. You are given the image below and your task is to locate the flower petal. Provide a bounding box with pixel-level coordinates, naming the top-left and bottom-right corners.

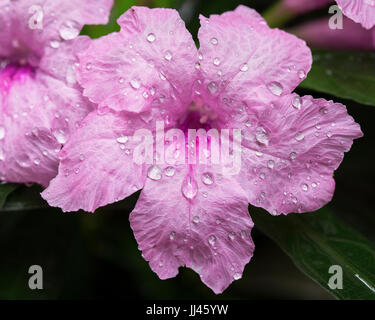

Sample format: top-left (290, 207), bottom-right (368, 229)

top-left (337, 0), bottom-right (375, 30)
top-left (77, 6), bottom-right (198, 113)
top-left (130, 163), bottom-right (254, 294)
top-left (4, 0), bottom-right (113, 55)
top-left (197, 5), bottom-right (312, 113)
top-left (42, 110), bottom-right (148, 212)
top-left (236, 94), bottom-right (363, 215)
top-left (0, 64), bottom-right (94, 186)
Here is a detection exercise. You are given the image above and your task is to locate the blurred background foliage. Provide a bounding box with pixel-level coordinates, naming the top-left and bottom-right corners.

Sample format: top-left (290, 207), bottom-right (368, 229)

top-left (1, 0), bottom-right (375, 299)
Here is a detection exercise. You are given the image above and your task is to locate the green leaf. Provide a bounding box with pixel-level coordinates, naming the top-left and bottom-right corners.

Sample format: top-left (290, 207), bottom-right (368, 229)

top-left (300, 50), bottom-right (375, 107)
top-left (0, 185), bottom-right (49, 212)
top-left (251, 207), bottom-right (375, 299)
top-left (0, 184), bottom-right (19, 208)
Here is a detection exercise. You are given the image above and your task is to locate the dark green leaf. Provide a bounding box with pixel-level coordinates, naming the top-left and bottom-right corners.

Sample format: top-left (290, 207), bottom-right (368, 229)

top-left (0, 184), bottom-right (19, 208)
top-left (0, 185), bottom-right (49, 212)
top-left (252, 207), bottom-right (375, 299)
top-left (300, 50), bottom-right (375, 107)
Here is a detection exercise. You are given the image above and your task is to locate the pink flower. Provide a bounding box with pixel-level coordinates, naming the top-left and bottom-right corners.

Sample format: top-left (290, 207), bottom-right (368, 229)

top-left (0, 0), bottom-right (113, 186)
top-left (283, 0), bottom-right (375, 30)
top-left (337, 0), bottom-right (375, 30)
top-left (42, 6), bottom-right (362, 293)
top-left (291, 16), bottom-right (375, 50)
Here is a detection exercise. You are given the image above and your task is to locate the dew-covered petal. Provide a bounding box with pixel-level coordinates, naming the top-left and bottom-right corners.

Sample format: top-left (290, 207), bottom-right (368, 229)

top-left (42, 111), bottom-right (147, 212)
top-left (0, 0), bottom-right (113, 58)
top-left (130, 164), bottom-right (254, 294)
top-left (236, 94), bottom-right (363, 215)
top-left (197, 5), bottom-right (312, 114)
top-left (77, 6), bottom-right (198, 114)
top-left (0, 63), bottom-right (94, 186)
top-left (337, 0), bottom-right (375, 30)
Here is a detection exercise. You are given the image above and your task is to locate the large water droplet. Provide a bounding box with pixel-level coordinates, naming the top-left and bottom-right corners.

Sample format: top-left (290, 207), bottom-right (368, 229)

top-left (301, 183), bottom-right (309, 191)
top-left (116, 136), bottom-right (129, 144)
top-left (210, 37), bottom-right (218, 45)
top-left (147, 33), bottom-right (156, 42)
top-left (208, 235), bottom-right (216, 246)
top-left (267, 82), bottom-right (283, 96)
top-left (207, 81), bottom-right (218, 94)
top-left (267, 160), bottom-right (275, 169)
top-left (130, 79), bottom-right (140, 89)
top-left (59, 20), bottom-right (80, 40)
top-left (164, 166), bottom-right (175, 177)
top-left (147, 165), bottom-right (162, 180)
top-left (233, 273), bottom-right (242, 280)
top-left (53, 129), bottom-right (67, 144)
top-left (182, 175), bottom-right (198, 199)
top-left (289, 152), bottom-right (297, 160)
top-left (292, 96), bottom-right (301, 109)
top-left (202, 172), bottom-right (214, 185)
top-left (295, 132), bottom-right (305, 141)
top-left (255, 126), bottom-right (269, 146)
top-left (164, 51), bottom-right (172, 61)
top-left (193, 216), bottom-right (199, 223)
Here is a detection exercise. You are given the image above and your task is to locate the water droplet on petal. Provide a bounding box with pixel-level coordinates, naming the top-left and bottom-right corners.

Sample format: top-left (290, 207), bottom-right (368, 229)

top-left (164, 51), bottom-right (172, 61)
top-left (116, 136), bottom-right (129, 144)
top-left (193, 216), bottom-right (199, 223)
top-left (59, 20), bottom-right (80, 40)
top-left (207, 81), bottom-right (218, 94)
top-left (202, 172), bottom-right (214, 185)
top-left (53, 129), bottom-right (67, 144)
top-left (147, 165), bottom-right (162, 180)
top-left (327, 131), bottom-right (333, 138)
top-left (267, 160), bottom-right (275, 169)
top-left (79, 154), bottom-right (85, 161)
top-left (50, 40), bottom-right (60, 48)
top-left (255, 126), bottom-right (269, 146)
top-left (213, 57), bottom-right (220, 66)
top-left (210, 37), bottom-right (218, 45)
top-left (302, 183), bottom-right (308, 191)
top-left (208, 235), bottom-right (216, 246)
top-left (130, 79), bottom-right (140, 89)
top-left (240, 63), bottom-right (248, 72)
top-left (169, 231), bottom-right (176, 240)
top-left (290, 152), bottom-right (297, 160)
top-left (233, 273), bottom-right (242, 280)
top-left (292, 96), bottom-right (301, 109)
top-left (146, 33), bottom-right (156, 42)
top-left (267, 82), bottom-right (283, 96)
top-left (295, 132), bottom-right (305, 141)
top-left (182, 175), bottom-right (198, 199)
top-left (298, 69), bottom-right (306, 79)
top-left (228, 232), bottom-right (236, 240)
top-left (164, 166), bottom-right (175, 177)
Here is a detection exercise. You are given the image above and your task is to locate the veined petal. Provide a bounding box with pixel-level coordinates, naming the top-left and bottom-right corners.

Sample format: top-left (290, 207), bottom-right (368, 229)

top-left (235, 94), bottom-right (363, 215)
top-left (337, 0), bottom-right (375, 30)
top-left (42, 110), bottom-right (149, 212)
top-left (77, 6), bottom-right (198, 114)
top-left (130, 163), bottom-right (254, 294)
top-left (197, 5), bottom-right (312, 117)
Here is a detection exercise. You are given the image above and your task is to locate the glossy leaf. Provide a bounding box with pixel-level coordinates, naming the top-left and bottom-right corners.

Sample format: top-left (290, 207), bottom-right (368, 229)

top-left (0, 185), bottom-right (48, 212)
top-left (0, 184), bottom-right (19, 208)
top-left (251, 207), bottom-right (375, 299)
top-left (300, 50), bottom-right (375, 107)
